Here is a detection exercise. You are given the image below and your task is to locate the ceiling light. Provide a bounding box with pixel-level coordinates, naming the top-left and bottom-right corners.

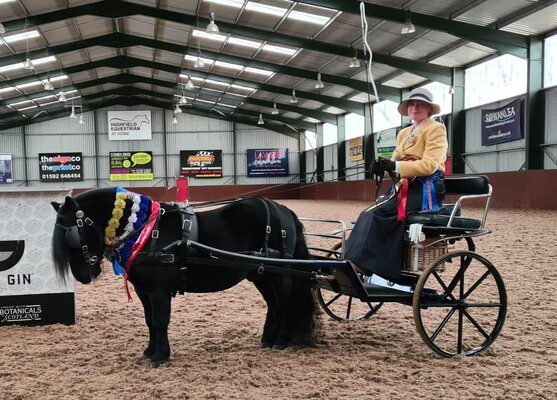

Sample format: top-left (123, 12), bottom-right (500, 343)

top-left (185, 79), bottom-right (195, 89)
top-left (43, 79), bottom-right (53, 91)
top-left (78, 113), bottom-right (85, 125)
top-left (194, 56), bottom-right (205, 68)
top-left (69, 106), bottom-right (76, 119)
top-left (349, 57), bottom-right (360, 68)
top-left (401, 10), bottom-right (416, 34)
top-left (179, 95), bottom-right (187, 104)
top-left (257, 113), bottom-right (264, 125)
top-left (206, 12), bottom-right (219, 33)
top-left (314, 72), bottom-right (324, 89)
top-left (58, 91), bottom-right (67, 102)
top-left (23, 57), bottom-right (34, 71)
top-left (271, 102), bottom-right (279, 115)
top-left (172, 114), bottom-right (178, 125)
top-left (174, 104), bottom-right (183, 114)
top-left (289, 89), bottom-right (298, 104)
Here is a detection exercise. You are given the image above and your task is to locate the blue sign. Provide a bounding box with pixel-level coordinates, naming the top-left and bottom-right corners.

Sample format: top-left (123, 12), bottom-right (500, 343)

top-left (481, 98), bottom-right (523, 146)
top-left (0, 154), bottom-right (13, 183)
top-left (247, 148), bottom-right (289, 177)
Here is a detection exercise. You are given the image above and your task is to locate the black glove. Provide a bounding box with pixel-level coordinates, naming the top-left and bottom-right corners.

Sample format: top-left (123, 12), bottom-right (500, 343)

top-left (371, 159), bottom-right (382, 175)
top-left (379, 157), bottom-right (396, 172)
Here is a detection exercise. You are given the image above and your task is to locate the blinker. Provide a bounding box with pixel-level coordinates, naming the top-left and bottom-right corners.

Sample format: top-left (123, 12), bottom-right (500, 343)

top-left (65, 226), bottom-right (82, 249)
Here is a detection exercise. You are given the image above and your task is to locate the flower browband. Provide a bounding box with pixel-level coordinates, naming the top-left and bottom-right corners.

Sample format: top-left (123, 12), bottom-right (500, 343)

top-left (104, 187), bottom-right (150, 274)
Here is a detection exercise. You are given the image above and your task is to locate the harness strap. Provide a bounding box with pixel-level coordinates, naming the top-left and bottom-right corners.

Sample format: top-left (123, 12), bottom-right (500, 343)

top-left (256, 198), bottom-right (272, 257)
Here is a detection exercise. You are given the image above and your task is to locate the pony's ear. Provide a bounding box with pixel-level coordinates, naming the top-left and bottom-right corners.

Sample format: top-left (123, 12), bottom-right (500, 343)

top-left (51, 201), bottom-right (61, 212)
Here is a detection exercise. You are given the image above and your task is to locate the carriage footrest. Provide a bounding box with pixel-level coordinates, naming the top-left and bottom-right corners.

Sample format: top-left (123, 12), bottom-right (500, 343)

top-left (363, 282), bottom-right (412, 297)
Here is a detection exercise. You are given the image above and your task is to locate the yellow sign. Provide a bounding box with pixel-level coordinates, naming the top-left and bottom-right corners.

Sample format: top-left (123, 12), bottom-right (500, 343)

top-left (348, 137), bottom-right (363, 161)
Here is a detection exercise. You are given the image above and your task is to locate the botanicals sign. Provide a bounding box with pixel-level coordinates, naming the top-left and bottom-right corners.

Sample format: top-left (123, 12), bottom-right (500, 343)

top-left (108, 110), bottom-right (152, 141)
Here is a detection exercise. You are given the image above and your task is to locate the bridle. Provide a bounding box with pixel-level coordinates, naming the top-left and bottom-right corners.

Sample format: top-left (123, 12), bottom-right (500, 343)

top-left (55, 197), bottom-right (104, 268)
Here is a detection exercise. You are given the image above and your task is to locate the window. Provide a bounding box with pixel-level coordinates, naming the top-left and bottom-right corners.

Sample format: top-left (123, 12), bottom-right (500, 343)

top-left (465, 54), bottom-right (527, 109)
top-left (419, 81), bottom-right (452, 116)
top-left (304, 130), bottom-right (316, 151)
top-left (344, 113), bottom-right (365, 140)
top-left (373, 100), bottom-right (400, 132)
top-left (323, 123), bottom-right (337, 146)
top-left (544, 34), bottom-right (557, 88)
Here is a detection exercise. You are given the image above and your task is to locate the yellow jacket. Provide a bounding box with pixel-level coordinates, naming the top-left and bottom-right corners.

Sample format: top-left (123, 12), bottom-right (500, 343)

top-left (391, 117), bottom-right (448, 179)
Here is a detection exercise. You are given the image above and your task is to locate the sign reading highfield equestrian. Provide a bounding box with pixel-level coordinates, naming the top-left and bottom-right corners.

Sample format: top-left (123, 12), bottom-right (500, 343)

top-left (180, 150), bottom-right (223, 178)
top-left (0, 154), bottom-right (13, 183)
top-left (38, 152), bottom-right (83, 182)
top-left (481, 98), bottom-right (523, 146)
top-left (109, 151), bottom-right (154, 181)
top-left (0, 191), bottom-right (75, 326)
top-left (108, 110), bottom-right (152, 141)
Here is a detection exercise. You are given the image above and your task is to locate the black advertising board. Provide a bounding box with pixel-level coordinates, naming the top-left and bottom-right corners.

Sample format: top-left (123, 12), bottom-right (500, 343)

top-left (180, 150), bottom-right (223, 178)
top-left (38, 152), bottom-right (83, 182)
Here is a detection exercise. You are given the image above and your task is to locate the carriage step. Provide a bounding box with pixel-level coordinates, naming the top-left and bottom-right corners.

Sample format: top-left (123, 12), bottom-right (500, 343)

top-left (363, 282), bottom-right (413, 297)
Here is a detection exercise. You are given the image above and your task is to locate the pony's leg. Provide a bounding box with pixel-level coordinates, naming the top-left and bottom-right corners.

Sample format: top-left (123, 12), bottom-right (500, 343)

top-left (252, 278), bottom-right (279, 348)
top-left (146, 289), bottom-right (172, 368)
top-left (265, 274), bottom-right (295, 350)
top-left (136, 289), bottom-right (156, 361)
top-left (287, 277), bottom-right (317, 346)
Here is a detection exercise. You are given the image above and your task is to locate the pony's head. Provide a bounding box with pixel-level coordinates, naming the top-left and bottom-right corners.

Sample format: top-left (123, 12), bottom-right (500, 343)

top-left (51, 191), bottom-right (113, 284)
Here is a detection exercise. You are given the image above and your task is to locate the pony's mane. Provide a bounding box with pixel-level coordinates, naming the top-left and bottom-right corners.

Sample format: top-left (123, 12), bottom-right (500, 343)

top-left (52, 187), bottom-right (117, 281)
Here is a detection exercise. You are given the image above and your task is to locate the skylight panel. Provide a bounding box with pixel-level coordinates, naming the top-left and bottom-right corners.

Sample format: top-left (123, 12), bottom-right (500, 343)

top-left (215, 61), bottom-right (244, 71)
top-left (18, 105), bottom-right (38, 111)
top-left (229, 83), bottom-right (255, 93)
top-left (262, 44), bottom-right (296, 56)
top-left (288, 10), bottom-right (331, 25)
top-left (195, 98), bottom-right (216, 104)
top-left (15, 81), bottom-right (42, 90)
top-left (218, 102), bottom-right (238, 108)
top-left (7, 99), bottom-right (34, 107)
top-left (3, 30), bottom-right (40, 44)
top-left (228, 37), bottom-right (261, 49)
top-left (34, 94), bottom-right (57, 101)
top-left (192, 29), bottom-right (226, 43)
top-left (244, 2), bottom-right (286, 18)
top-left (204, 79), bottom-right (229, 88)
top-left (184, 54), bottom-right (214, 66)
top-left (205, 0), bottom-right (244, 8)
top-left (0, 55), bottom-right (57, 73)
top-left (243, 66), bottom-right (273, 76)
top-left (0, 87), bottom-right (14, 94)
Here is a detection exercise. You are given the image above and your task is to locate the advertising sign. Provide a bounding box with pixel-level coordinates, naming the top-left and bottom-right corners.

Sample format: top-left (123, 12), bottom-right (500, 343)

top-left (481, 98), bottom-right (523, 146)
top-left (377, 130), bottom-right (397, 159)
top-left (39, 152), bottom-right (83, 182)
top-left (108, 110), bottom-right (152, 141)
top-left (348, 137), bottom-right (363, 161)
top-left (109, 151), bottom-right (154, 181)
top-left (180, 150), bottom-right (223, 178)
top-left (247, 148), bottom-right (289, 177)
top-left (0, 191), bottom-right (75, 326)
top-left (0, 154), bottom-right (13, 183)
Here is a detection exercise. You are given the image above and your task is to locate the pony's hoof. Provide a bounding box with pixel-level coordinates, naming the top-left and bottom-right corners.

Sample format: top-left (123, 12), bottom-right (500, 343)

top-left (260, 342), bottom-right (272, 349)
top-left (272, 344), bottom-right (286, 350)
top-left (137, 354), bottom-right (151, 363)
top-left (149, 360), bottom-right (166, 369)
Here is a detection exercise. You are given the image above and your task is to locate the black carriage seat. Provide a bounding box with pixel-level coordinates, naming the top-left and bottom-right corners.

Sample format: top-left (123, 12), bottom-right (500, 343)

top-left (405, 175), bottom-right (492, 234)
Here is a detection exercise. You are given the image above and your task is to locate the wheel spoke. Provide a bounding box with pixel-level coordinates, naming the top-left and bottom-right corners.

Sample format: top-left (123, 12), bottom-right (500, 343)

top-left (346, 296), bottom-right (353, 319)
top-left (432, 271), bottom-right (457, 301)
top-left (430, 307), bottom-right (457, 341)
top-left (465, 302), bottom-right (503, 308)
top-left (463, 309), bottom-right (490, 339)
top-left (463, 269), bottom-right (491, 300)
top-left (325, 293), bottom-right (342, 307)
top-left (457, 308), bottom-right (464, 354)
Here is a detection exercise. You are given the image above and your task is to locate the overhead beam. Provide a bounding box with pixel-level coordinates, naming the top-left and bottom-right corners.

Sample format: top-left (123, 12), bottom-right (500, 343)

top-left (2, 0), bottom-right (450, 84)
top-left (295, 0), bottom-right (529, 58)
top-left (0, 33), bottom-right (364, 115)
top-left (1, 72), bottom-right (338, 125)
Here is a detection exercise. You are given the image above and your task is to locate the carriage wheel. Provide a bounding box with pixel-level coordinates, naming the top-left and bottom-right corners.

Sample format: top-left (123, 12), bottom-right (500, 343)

top-left (413, 250), bottom-right (507, 357)
top-left (314, 241), bottom-right (383, 321)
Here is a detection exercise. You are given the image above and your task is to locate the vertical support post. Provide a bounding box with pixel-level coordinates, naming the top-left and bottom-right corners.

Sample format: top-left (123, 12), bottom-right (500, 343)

top-left (22, 124), bottom-right (28, 187)
top-left (316, 123), bottom-right (324, 182)
top-left (337, 116), bottom-right (346, 181)
top-left (526, 36), bottom-right (544, 170)
top-left (162, 107), bottom-right (168, 187)
top-left (93, 110), bottom-right (100, 188)
top-left (232, 121), bottom-right (237, 185)
top-left (299, 131), bottom-right (306, 183)
top-left (451, 68), bottom-right (466, 174)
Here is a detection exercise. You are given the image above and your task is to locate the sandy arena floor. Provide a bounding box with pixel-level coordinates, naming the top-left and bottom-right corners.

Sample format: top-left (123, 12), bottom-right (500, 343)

top-left (1, 200), bottom-right (556, 400)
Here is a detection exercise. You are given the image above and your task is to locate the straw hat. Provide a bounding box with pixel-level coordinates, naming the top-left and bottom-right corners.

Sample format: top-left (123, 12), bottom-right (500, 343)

top-left (397, 87), bottom-right (441, 116)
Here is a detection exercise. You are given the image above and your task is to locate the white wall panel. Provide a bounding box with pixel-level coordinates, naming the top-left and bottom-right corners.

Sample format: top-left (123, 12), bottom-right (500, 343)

top-left (544, 87), bottom-right (557, 169)
top-left (323, 143), bottom-right (337, 182)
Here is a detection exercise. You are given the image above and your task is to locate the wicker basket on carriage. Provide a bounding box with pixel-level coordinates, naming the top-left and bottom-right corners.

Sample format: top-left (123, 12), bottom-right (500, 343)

top-left (405, 237), bottom-right (448, 272)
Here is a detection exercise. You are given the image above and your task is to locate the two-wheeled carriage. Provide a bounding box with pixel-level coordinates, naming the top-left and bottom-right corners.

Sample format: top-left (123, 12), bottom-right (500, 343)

top-left (186, 175), bottom-right (507, 357)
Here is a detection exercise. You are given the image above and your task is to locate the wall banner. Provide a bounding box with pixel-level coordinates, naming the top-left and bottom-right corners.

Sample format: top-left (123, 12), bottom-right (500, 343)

top-left (348, 137), bottom-right (363, 161)
top-left (180, 150), bottom-right (223, 178)
top-left (481, 98), bottom-right (523, 146)
top-left (109, 151), bottom-right (154, 181)
top-left (0, 191), bottom-right (75, 326)
top-left (247, 148), bottom-right (289, 177)
top-left (0, 154), bottom-right (13, 183)
top-left (108, 110), bottom-right (152, 141)
top-left (377, 130), bottom-right (397, 159)
top-left (39, 152), bottom-right (83, 182)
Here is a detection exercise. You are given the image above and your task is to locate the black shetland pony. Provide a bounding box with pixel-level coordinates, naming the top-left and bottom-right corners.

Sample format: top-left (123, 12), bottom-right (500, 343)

top-left (52, 188), bottom-right (318, 368)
